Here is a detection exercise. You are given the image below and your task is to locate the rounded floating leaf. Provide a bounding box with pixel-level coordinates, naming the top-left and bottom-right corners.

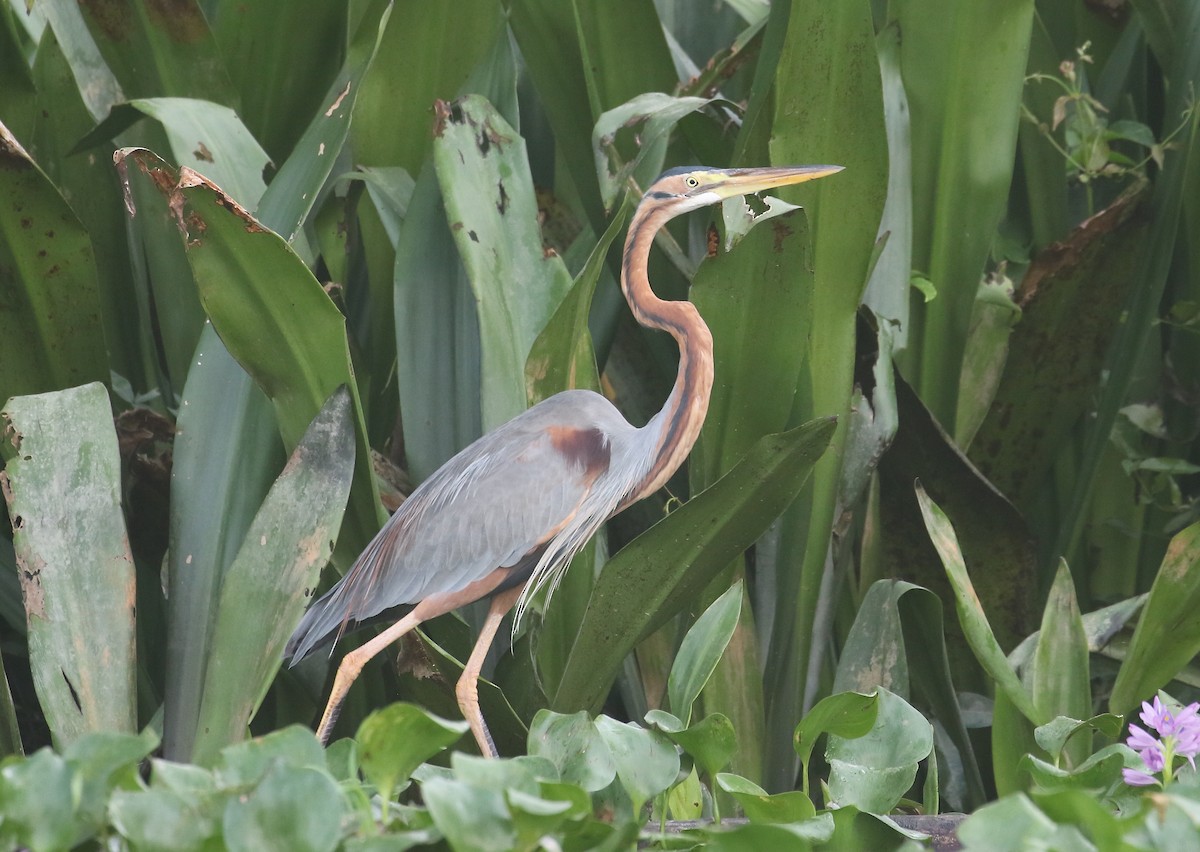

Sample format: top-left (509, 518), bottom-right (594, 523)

top-left (356, 703), bottom-right (468, 797)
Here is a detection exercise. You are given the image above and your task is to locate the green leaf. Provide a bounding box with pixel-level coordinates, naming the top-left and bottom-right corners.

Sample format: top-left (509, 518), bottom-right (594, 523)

top-left (75, 0), bottom-right (237, 106)
top-left (593, 716), bottom-right (679, 813)
top-left (701, 816), bottom-right (834, 849)
top-left (891, 0), bottom-right (1036, 426)
top-left (1032, 715), bottom-right (1123, 767)
top-left (956, 793), bottom-right (1074, 851)
top-left (214, 726), bottom-right (328, 789)
top-left (109, 787), bottom-right (219, 850)
top-left (793, 692), bottom-right (879, 768)
top-left (553, 416), bottom-right (836, 712)
top-left (1031, 562), bottom-right (1091, 767)
top-left (649, 712), bottom-right (738, 781)
top-left (420, 776), bottom-right (514, 852)
top-left (915, 484), bottom-right (1044, 725)
top-left (668, 581), bottom-right (743, 725)
top-left (715, 773), bottom-right (816, 824)
top-left (63, 730), bottom-right (159, 835)
top-left (0, 122), bottom-right (109, 404)
top-left (527, 710), bottom-right (616, 792)
top-left (0, 383), bottom-right (136, 744)
top-left (0, 749), bottom-right (77, 851)
top-left (825, 688), bottom-right (933, 813)
top-left (432, 95), bottom-right (574, 429)
top-left (222, 764), bottom-right (345, 852)
top-left (355, 704), bottom-right (468, 799)
top-left (191, 387), bottom-right (357, 764)
top-left (1110, 521), bottom-right (1200, 714)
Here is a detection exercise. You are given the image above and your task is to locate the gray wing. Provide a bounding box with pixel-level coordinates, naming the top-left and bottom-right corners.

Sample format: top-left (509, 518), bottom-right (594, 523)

top-left (286, 390), bottom-right (638, 662)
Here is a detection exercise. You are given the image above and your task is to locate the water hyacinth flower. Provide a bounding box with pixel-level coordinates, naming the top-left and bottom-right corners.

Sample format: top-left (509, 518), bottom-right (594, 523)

top-left (1122, 695), bottom-right (1200, 788)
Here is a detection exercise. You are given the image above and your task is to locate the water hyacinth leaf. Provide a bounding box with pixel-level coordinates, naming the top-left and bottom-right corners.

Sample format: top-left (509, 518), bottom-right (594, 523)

top-left (0, 122), bottom-right (109, 405)
top-left (222, 764), bottom-right (345, 852)
top-left (450, 752), bottom-right (554, 794)
top-left (668, 581), bottom-right (743, 725)
top-left (957, 793), bottom-right (1068, 850)
top-left (1032, 715), bottom-right (1122, 767)
top-left (0, 748), bottom-right (77, 850)
top-left (421, 777), bottom-right (515, 852)
top-left (701, 816), bottom-right (835, 850)
top-left (527, 710), bottom-right (616, 792)
top-left (191, 387), bottom-right (356, 764)
top-left (432, 95), bottom-right (573, 429)
top-left (63, 730), bottom-right (159, 834)
top-left (715, 773), bottom-right (816, 824)
top-left (553, 416), bottom-right (836, 713)
top-left (506, 789), bottom-right (574, 847)
top-left (1110, 521), bottom-right (1200, 715)
top-left (916, 484), bottom-right (1044, 726)
top-left (0, 383), bottom-right (136, 745)
top-left (793, 691), bottom-right (879, 768)
top-left (593, 716), bottom-right (679, 813)
top-left (825, 688), bottom-right (933, 813)
top-left (355, 704), bottom-right (468, 798)
top-left (666, 768), bottom-right (704, 821)
top-left (653, 712), bottom-right (738, 781)
top-left (108, 787), bottom-right (218, 849)
top-left (213, 726), bottom-right (328, 789)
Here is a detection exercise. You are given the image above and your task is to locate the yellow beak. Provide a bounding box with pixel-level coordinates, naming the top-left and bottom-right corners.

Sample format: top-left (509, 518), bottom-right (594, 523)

top-left (709, 165), bottom-right (844, 200)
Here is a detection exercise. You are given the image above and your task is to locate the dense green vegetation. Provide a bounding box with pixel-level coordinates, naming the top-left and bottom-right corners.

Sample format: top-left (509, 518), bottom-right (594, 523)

top-left (1, 0), bottom-right (1199, 847)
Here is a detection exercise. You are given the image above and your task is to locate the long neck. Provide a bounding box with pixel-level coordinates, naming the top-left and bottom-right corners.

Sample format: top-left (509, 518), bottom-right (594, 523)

top-left (620, 202), bottom-right (714, 504)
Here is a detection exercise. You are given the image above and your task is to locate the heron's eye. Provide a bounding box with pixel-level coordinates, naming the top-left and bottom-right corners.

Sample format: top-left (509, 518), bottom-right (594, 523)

top-left (685, 177), bottom-right (698, 188)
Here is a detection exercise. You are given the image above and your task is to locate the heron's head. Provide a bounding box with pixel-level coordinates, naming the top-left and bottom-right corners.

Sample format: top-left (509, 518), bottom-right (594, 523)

top-left (644, 164), bottom-right (844, 217)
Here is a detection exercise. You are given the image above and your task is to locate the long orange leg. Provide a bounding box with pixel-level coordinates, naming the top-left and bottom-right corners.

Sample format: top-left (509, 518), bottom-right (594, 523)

top-left (455, 586), bottom-right (522, 758)
top-left (316, 611), bottom-right (424, 744)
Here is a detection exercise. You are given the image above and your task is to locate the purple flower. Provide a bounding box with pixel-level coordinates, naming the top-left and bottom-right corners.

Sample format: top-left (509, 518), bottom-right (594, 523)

top-left (1124, 695), bottom-right (1200, 788)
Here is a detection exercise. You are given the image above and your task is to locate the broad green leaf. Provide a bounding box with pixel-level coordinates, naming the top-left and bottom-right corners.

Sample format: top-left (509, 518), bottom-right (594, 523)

top-left (968, 182), bottom-right (1150, 506)
top-left (420, 776), bottom-right (514, 852)
top-left (1110, 521), bottom-right (1200, 714)
top-left (715, 773), bottom-right (816, 824)
top-left (432, 95), bottom-right (573, 429)
top-left (352, 0), bottom-right (503, 173)
top-left (527, 710), bottom-right (616, 792)
top-left (212, 0), bottom-right (347, 163)
top-left (0, 383), bottom-right (136, 744)
top-left (214, 726), bottom-right (328, 788)
top-left (121, 148), bottom-right (382, 551)
top-left (450, 753), bottom-right (555, 794)
top-left (825, 688), bottom-right (933, 813)
top-left (891, 0), bottom-right (1035, 426)
top-left (915, 485), bottom-right (1044, 726)
top-left (1032, 715), bottom-right (1123, 767)
top-left (26, 27), bottom-right (143, 387)
top-left (506, 788), bottom-right (574, 849)
top-left (355, 704), bottom-right (468, 800)
top-left (1018, 745), bottom-right (1130, 793)
top-left (191, 387), bottom-right (356, 765)
top-left (75, 0), bottom-right (237, 106)
top-left (647, 711), bottom-right (738, 781)
top-left (1031, 561), bottom-right (1091, 767)
top-left (954, 272), bottom-right (1020, 449)
top-left (161, 326), bottom-right (283, 763)
top-left (668, 581), bottom-right (743, 725)
top-left (552, 416), bottom-right (835, 712)
top-left (833, 580), bottom-right (987, 810)
top-left (63, 730), bottom-right (159, 835)
top-left (0, 748), bottom-right (77, 850)
top-left (956, 793), bottom-right (1073, 852)
top-left (591, 93), bottom-right (724, 207)
top-left (0, 121), bottom-right (109, 404)
top-left (701, 816), bottom-right (834, 849)
top-left (109, 787), bottom-right (219, 850)
top-left (222, 764), bottom-right (345, 852)
top-left (36, 1), bottom-right (123, 121)
top-left (793, 692), bottom-right (879, 768)
top-left (593, 716), bottom-right (679, 813)
top-left (762, 0), bottom-right (888, 791)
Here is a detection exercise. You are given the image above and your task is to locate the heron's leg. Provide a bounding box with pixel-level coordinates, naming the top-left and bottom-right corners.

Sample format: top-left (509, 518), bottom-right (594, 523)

top-left (456, 586), bottom-right (522, 758)
top-left (316, 611), bottom-right (423, 744)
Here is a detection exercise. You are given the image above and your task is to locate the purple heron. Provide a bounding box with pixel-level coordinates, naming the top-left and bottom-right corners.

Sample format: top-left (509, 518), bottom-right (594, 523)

top-left (286, 164), bottom-right (843, 756)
